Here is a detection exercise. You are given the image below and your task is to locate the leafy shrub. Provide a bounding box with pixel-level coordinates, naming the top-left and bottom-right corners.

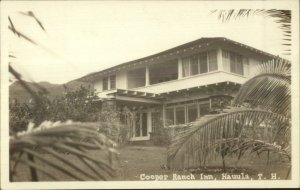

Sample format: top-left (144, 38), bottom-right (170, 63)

top-left (9, 100), bottom-right (31, 135)
top-left (9, 86), bottom-right (133, 146)
top-left (150, 117), bottom-right (171, 146)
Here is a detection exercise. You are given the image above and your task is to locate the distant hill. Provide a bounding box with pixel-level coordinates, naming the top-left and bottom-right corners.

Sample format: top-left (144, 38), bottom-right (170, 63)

top-left (9, 80), bottom-right (91, 103)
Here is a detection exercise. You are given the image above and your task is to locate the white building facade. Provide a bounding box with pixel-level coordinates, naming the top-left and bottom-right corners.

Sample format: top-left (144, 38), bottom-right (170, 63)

top-left (79, 37), bottom-right (277, 141)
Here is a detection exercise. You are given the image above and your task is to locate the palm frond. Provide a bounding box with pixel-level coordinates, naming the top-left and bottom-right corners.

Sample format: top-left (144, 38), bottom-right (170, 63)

top-left (10, 121), bottom-right (119, 181)
top-left (18, 11), bottom-right (46, 32)
top-left (8, 25), bottom-right (38, 45)
top-left (9, 62), bottom-right (49, 100)
top-left (233, 59), bottom-right (291, 116)
top-left (211, 9), bottom-right (291, 27)
top-left (9, 65), bottom-right (40, 101)
top-left (167, 107), bottom-right (290, 170)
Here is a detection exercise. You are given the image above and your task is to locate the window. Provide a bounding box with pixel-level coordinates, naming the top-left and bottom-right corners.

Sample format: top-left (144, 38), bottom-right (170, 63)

top-left (175, 106), bottom-right (185, 125)
top-left (208, 51), bottom-right (218, 71)
top-left (190, 55), bottom-right (199, 75)
top-left (230, 53), bottom-right (244, 75)
top-left (165, 107), bottom-right (175, 126)
top-left (182, 57), bottom-right (190, 77)
top-left (128, 68), bottom-right (146, 89)
top-left (199, 53), bottom-right (208, 74)
top-left (182, 50), bottom-right (217, 77)
top-left (103, 77), bottom-right (108, 91)
top-left (236, 56), bottom-right (243, 75)
top-left (222, 50), bottom-right (231, 72)
top-left (102, 75), bottom-right (116, 91)
top-left (187, 104), bottom-right (198, 123)
top-left (110, 75), bottom-right (116, 89)
top-left (199, 103), bottom-right (210, 117)
top-left (243, 58), bottom-right (250, 76)
top-left (165, 101), bottom-right (209, 126)
top-left (151, 112), bottom-right (161, 133)
top-left (230, 54), bottom-right (237, 73)
top-left (223, 50), bottom-right (247, 75)
top-left (149, 60), bottom-right (178, 84)
top-left (135, 113), bottom-right (148, 137)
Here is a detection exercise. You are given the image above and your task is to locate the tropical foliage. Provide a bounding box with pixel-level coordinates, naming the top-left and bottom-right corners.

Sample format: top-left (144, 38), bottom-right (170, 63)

top-left (10, 120), bottom-right (119, 181)
top-left (10, 86), bottom-right (98, 133)
top-left (167, 59), bottom-right (291, 175)
top-left (10, 85), bottom-right (134, 144)
top-left (234, 59), bottom-right (291, 116)
top-left (150, 116), bottom-right (171, 146)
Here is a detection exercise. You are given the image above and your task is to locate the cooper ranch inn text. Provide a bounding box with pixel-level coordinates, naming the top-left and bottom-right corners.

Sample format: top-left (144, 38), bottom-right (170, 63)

top-left (139, 173), bottom-right (280, 181)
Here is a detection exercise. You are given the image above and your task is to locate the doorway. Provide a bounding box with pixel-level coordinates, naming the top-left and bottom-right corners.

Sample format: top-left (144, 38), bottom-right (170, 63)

top-left (135, 113), bottom-right (148, 137)
top-left (133, 112), bottom-right (151, 140)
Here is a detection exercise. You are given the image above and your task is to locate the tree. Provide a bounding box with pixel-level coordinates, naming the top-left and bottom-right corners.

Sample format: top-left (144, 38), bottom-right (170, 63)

top-left (167, 59), bottom-right (291, 176)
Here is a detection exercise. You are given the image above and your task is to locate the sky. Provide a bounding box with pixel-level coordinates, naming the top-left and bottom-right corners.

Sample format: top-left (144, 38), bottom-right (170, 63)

top-left (2, 0), bottom-right (295, 84)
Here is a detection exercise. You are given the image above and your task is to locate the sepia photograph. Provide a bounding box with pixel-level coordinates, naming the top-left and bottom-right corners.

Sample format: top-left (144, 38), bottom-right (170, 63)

top-left (1, 0), bottom-right (299, 189)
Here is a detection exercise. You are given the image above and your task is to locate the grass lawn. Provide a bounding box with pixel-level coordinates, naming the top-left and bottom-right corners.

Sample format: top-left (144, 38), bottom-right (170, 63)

top-left (11, 145), bottom-right (291, 181)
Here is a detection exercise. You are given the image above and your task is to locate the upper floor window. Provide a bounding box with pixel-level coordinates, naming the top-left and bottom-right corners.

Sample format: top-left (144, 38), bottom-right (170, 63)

top-left (182, 50), bottom-right (218, 77)
top-left (222, 50), bottom-right (248, 76)
top-left (230, 53), bottom-right (243, 75)
top-left (110, 75), bottom-right (116, 89)
top-left (102, 75), bottom-right (116, 91)
top-left (127, 68), bottom-right (146, 89)
top-left (103, 77), bottom-right (108, 91)
top-left (149, 59), bottom-right (178, 85)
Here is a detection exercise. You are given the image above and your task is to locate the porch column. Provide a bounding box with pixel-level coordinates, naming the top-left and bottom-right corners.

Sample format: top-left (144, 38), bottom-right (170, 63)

top-left (178, 57), bottom-right (183, 79)
top-left (162, 104), bottom-right (166, 127)
top-left (147, 112), bottom-right (152, 133)
top-left (145, 66), bottom-right (150, 86)
top-left (217, 48), bottom-right (223, 71)
top-left (209, 97), bottom-right (212, 109)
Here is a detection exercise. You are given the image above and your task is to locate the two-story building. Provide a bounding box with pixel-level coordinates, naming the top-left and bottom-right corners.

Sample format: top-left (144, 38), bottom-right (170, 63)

top-left (78, 37), bottom-right (277, 141)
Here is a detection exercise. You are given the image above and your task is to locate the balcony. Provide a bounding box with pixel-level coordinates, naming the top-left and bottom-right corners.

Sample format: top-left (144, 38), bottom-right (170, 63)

top-left (129, 71), bottom-right (247, 94)
top-left (95, 48), bottom-right (255, 98)
top-left (96, 70), bottom-right (247, 99)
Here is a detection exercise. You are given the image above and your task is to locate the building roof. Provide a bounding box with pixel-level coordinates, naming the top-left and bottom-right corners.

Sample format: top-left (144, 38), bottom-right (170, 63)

top-left (77, 37), bottom-right (278, 82)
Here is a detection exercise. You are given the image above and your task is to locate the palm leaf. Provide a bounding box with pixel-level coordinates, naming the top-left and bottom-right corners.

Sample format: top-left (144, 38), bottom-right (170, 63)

top-left (9, 65), bottom-right (46, 104)
top-left (233, 59), bottom-right (291, 116)
top-left (210, 9), bottom-right (291, 54)
top-left (22, 148), bottom-right (84, 180)
top-left (14, 157), bottom-right (59, 180)
top-left (167, 107), bottom-right (290, 170)
top-left (10, 121), bottom-right (119, 181)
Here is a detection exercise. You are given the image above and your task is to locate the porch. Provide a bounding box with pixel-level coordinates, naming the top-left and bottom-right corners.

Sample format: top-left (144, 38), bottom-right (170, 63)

top-left (105, 81), bottom-right (240, 141)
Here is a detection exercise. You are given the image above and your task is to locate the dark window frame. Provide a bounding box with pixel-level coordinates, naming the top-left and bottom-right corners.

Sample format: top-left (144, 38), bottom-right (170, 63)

top-left (110, 75), bottom-right (116, 90)
top-left (102, 75), bottom-right (116, 91)
top-left (229, 51), bottom-right (244, 75)
top-left (182, 50), bottom-right (218, 77)
top-left (165, 101), bottom-right (210, 126)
